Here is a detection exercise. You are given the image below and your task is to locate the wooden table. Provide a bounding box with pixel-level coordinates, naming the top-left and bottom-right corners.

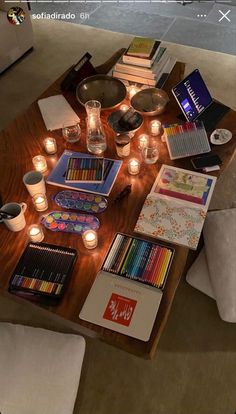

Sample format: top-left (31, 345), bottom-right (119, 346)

top-left (0, 62), bottom-right (235, 358)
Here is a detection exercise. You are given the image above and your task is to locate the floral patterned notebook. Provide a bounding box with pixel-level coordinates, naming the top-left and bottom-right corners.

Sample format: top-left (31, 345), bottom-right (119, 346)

top-left (134, 166), bottom-right (217, 250)
top-left (134, 195), bottom-right (206, 250)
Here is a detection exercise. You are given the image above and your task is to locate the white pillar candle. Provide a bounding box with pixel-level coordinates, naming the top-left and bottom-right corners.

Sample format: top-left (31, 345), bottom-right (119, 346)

top-left (82, 230), bottom-right (98, 250)
top-left (32, 155), bottom-right (48, 173)
top-left (138, 134), bottom-right (149, 150)
top-left (43, 137), bottom-right (57, 155)
top-left (128, 158), bottom-right (140, 175)
top-left (32, 193), bottom-right (48, 212)
top-left (27, 224), bottom-right (44, 242)
top-left (150, 120), bottom-right (162, 136)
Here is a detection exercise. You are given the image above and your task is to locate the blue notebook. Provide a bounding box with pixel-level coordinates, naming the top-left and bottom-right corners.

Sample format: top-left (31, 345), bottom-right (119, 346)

top-left (47, 150), bottom-right (122, 196)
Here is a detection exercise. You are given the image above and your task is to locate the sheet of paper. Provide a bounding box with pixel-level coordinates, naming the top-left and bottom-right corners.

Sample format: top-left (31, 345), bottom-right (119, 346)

top-left (38, 95), bottom-right (80, 131)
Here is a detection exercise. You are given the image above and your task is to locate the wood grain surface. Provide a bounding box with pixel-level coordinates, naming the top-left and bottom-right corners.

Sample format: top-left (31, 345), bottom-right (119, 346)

top-left (0, 62), bottom-right (235, 358)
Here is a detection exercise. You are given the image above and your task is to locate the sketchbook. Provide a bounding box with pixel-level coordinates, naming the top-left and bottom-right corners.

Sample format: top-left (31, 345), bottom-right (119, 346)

top-left (134, 165), bottom-right (217, 250)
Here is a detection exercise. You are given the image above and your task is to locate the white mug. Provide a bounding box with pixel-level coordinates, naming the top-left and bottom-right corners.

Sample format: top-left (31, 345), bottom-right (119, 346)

top-left (23, 171), bottom-right (46, 197)
top-left (0, 202), bottom-right (27, 232)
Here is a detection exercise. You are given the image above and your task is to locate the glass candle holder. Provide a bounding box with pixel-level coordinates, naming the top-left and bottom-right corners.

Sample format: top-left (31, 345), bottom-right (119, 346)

top-left (32, 193), bottom-right (48, 212)
top-left (128, 158), bottom-right (141, 175)
top-left (82, 229), bottom-right (98, 250)
top-left (32, 155), bottom-right (48, 173)
top-left (43, 137), bottom-right (57, 155)
top-left (115, 134), bottom-right (131, 158)
top-left (62, 120), bottom-right (81, 143)
top-left (149, 120), bottom-right (162, 136)
top-left (138, 134), bottom-right (149, 150)
top-left (27, 224), bottom-right (44, 242)
top-left (142, 144), bottom-right (159, 164)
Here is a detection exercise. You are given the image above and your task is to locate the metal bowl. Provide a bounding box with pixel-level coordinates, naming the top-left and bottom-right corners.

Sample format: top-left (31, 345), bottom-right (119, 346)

top-left (108, 109), bottom-right (143, 134)
top-left (76, 75), bottom-right (127, 110)
top-left (131, 88), bottom-right (169, 116)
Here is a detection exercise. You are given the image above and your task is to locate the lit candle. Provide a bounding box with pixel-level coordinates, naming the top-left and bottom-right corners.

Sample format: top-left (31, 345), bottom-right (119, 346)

top-left (32, 193), bottom-right (48, 212)
top-left (128, 158), bottom-right (140, 175)
top-left (150, 120), bottom-right (162, 136)
top-left (120, 104), bottom-right (130, 112)
top-left (138, 134), bottom-right (148, 150)
top-left (43, 137), bottom-right (57, 155)
top-left (128, 85), bottom-right (139, 100)
top-left (82, 230), bottom-right (98, 250)
top-left (27, 224), bottom-right (44, 242)
top-left (32, 155), bottom-right (47, 173)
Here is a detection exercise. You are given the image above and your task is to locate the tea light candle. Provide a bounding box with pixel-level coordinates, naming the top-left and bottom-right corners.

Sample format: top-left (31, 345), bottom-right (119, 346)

top-left (32, 155), bottom-right (47, 173)
top-left (82, 230), bottom-right (98, 250)
top-left (150, 120), bottom-right (162, 136)
top-left (120, 104), bottom-right (130, 112)
top-left (128, 85), bottom-right (139, 100)
top-left (43, 137), bottom-right (57, 155)
top-left (27, 224), bottom-right (44, 242)
top-left (128, 158), bottom-right (140, 175)
top-left (32, 193), bottom-right (48, 212)
top-left (138, 134), bottom-right (148, 150)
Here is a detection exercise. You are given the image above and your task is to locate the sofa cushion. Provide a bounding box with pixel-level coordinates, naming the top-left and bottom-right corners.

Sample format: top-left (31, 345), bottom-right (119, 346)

top-left (186, 247), bottom-right (215, 299)
top-left (187, 207), bottom-right (236, 322)
top-left (203, 207), bottom-right (236, 322)
top-left (0, 323), bottom-right (85, 414)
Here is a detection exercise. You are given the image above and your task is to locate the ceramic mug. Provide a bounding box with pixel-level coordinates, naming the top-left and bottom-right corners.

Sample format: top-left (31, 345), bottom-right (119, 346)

top-left (0, 202), bottom-right (27, 232)
top-left (23, 171), bottom-right (46, 197)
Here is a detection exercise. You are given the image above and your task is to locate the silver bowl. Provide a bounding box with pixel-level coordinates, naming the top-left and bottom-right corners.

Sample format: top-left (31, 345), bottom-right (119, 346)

top-left (76, 75), bottom-right (127, 110)
top-left (131, 88), bottom-right (169, 116)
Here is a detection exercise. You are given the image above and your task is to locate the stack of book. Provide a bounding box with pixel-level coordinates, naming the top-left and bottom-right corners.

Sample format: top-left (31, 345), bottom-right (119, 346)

top-left (112, 37), bottom-right (176, 89)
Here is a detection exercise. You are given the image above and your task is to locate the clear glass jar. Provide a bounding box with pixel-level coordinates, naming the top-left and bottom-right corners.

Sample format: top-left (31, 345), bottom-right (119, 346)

top-left (115, 134), bottom-right (130, 158)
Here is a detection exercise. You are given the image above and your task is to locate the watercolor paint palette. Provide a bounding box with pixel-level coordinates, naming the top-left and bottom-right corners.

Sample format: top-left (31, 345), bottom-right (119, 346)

top-left (41, 211), bottom-right (100, 234)
top-left (53, 190), bottom-right (108, 213)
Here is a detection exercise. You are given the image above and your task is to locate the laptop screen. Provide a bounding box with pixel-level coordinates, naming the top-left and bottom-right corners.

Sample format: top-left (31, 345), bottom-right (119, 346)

top-left (172, 69), bottom-right (212, 122)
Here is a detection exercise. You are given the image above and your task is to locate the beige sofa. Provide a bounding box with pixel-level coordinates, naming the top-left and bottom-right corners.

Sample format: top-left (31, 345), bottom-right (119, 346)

top-left (0, 1), bottom-right (33, 73)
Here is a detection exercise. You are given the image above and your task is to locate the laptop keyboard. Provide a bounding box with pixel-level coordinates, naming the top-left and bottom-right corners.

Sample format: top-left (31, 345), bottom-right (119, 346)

top-left (198, 101), bottom-right (230, 132)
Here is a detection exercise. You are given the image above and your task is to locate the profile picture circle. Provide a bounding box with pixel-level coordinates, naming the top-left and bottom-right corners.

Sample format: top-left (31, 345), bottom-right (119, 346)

top-left (7, 7), bottom-right (25, 25)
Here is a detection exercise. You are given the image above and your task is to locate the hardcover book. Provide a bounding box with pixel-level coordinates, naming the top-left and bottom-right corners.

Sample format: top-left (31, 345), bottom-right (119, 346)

top-left (122, 43), bottom-right (160, 68)
top-left (114, 48), bottom-right (168, 80)
top-left (126, 37), bottom-right (159, 58)
top-left (47, 150), bottom-right (122, 196)
top-left (134, 165), bottom-right (217, 250)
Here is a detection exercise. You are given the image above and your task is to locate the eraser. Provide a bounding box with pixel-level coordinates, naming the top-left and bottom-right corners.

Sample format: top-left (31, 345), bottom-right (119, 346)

top-left (203, 165), bottom-right (220, 172)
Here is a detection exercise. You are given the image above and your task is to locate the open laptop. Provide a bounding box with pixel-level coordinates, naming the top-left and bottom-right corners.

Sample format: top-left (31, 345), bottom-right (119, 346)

top-left (172, 69), bottom-right (230, 131)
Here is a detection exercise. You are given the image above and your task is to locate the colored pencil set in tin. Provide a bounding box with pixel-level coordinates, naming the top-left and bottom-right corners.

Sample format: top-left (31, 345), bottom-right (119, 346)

top-left (102, 233), bottom-right (174, 289)
top-left (8, 242), bottom-right (77, 300)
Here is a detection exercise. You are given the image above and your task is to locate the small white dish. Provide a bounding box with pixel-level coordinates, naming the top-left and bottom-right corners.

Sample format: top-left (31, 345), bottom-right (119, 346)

top-left (210, 129), bottom-right (232, 145)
